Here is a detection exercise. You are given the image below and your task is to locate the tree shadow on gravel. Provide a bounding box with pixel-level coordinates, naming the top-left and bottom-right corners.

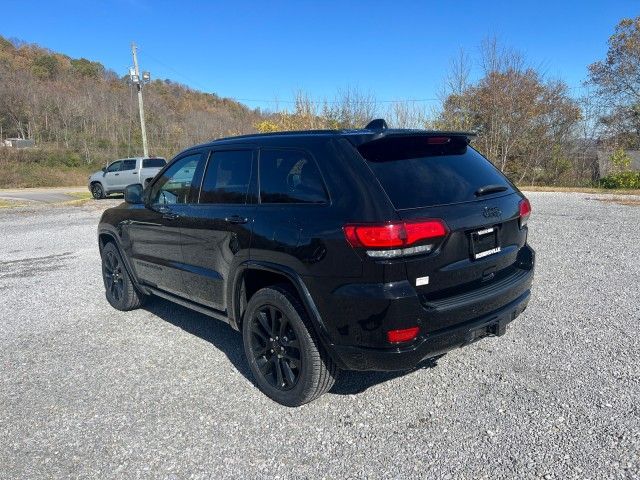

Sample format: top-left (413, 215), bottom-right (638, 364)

top-left (143, 296), bottom-right (442, 396)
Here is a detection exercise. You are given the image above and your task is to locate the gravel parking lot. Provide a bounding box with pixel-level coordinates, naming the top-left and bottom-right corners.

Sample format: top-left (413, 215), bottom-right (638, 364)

top-left (0, 192), bottom-right (638, 479)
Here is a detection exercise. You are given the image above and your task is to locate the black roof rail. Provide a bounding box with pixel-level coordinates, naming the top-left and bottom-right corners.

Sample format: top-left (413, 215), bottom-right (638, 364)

top-left (211, 129), bottom-right (339, 143)
top-left (205, 123), bottom-right (477, 147)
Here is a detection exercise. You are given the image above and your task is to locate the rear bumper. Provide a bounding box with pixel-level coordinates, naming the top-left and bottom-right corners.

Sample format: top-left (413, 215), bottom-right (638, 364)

top-left (320, 244), bottom-right (535, 371)
top-left (329, 288), bottom-right (530, 371)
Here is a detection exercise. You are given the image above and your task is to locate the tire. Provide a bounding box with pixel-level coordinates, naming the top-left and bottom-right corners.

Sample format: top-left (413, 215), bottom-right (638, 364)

top-left (101, 242), bottom-right (144, 311)
top-left (91, 183), bottom-right (105, 199)
top-left (242, 285), bottom-right (338, 407)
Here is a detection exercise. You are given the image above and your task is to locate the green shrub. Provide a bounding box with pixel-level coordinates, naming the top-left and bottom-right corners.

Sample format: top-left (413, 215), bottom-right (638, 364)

top-left (599, 171), bottom-right (640, 189)
top-left (600, 148), bottom-right (640, 188)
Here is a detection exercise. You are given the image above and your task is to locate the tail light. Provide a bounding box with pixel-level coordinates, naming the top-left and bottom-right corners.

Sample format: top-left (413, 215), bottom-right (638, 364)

top-left (519, 199), bottom-right (531, 228)
top-left (426, 136), bottom-right (451, 145)
top-left (343, 219), bottom-right (448, 258)
top-left (387, 326), bottom-right (420, 343)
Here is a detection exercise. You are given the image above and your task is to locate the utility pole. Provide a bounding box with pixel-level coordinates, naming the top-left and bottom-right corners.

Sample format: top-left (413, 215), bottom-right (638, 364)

top-left (130, 43), bottom-right (150, 157)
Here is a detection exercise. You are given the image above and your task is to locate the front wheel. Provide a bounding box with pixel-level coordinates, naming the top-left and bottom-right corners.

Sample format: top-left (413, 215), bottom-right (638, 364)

top-left (91, 183), bottom-right (105, 199)
top-left (242, 286), bottom-right (338, 407)
top-left (101, 242), bottom-right (144, 311)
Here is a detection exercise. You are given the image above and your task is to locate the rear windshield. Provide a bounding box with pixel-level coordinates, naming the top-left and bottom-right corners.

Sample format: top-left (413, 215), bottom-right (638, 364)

top-left (143, 158), bottom-right (166, 168)
top-left (358, 136), bottom-right (513, 209)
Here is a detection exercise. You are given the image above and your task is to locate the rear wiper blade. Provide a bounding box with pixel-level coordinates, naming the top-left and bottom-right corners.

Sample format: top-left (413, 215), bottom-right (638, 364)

top-left (475, 184), bottom-right (508, 196)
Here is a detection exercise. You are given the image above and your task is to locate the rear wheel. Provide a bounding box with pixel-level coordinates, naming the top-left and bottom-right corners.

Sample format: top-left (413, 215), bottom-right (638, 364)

top-left (101, 242), bottom-right (143, 311)
top-left (91, 183), bottom-right (105, 199)
top-left (242, 286), bottom-right (338, 406)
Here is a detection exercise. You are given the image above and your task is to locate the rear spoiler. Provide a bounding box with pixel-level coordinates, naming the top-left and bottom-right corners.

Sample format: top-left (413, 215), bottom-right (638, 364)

top-left (344, 118), bottom-right (476, 146)
top-left (345, 130), bottom-right (477, 148)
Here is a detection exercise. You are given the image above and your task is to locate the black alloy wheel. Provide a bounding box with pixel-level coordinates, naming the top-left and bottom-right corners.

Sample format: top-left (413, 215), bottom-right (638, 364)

top-left (101, 242), bottom-right (144, 311)
top-left (103, 249), bottom-right (124, 303)
top-left (248, 304), bottom-right (301, 391)
top-left (242, 286), bottom-right (338, 406)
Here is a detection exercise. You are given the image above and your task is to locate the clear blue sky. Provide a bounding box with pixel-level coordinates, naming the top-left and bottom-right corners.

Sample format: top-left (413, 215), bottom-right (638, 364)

top-left (2, 0), bottom-right (637, 111)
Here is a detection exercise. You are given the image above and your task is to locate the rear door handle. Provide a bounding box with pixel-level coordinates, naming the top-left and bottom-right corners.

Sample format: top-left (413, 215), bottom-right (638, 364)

top-left (225, 215), bottom-right (248, 224)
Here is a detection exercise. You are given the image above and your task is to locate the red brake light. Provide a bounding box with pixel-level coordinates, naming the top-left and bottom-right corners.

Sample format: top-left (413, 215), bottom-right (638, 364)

top-left (387, 326), bottom-right (420, 343)
top-left (343, 220), bottom-right (448, 249)
top-left (343, 223), bottom-right (406, 248)
top-left (404, 220), bottom-right (447, 244)
top-left (519, 199), bottom-right (531, 227)
top-left (426, 136), bottom-right (451, 145)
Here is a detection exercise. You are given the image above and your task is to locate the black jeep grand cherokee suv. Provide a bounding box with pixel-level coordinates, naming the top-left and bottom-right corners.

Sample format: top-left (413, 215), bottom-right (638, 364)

top-left (98, 120), bottom-right (534, 406)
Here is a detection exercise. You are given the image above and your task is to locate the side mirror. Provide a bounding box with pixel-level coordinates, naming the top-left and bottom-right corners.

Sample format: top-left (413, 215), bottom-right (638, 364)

top-left (101, 167), bottom-right (107, 175)
top-left (124, 184), bottom-right (144, 205)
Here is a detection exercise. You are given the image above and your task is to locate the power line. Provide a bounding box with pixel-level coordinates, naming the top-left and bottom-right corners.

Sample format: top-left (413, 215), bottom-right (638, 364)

top-left (233, 97), bottom-right (441, 104)
top-left (136, 48), bottom-right (441, 106)
top-left (137, 48), bottom-right (590, 107)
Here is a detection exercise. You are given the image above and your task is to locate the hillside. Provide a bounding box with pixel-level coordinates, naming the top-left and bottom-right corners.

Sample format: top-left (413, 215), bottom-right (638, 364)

top-left (0, 36), bottom-right (263, 186)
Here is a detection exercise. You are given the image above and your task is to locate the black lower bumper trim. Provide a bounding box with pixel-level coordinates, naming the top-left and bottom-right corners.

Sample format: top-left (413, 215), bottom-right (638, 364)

top-left (329, 289), bottom-right (530, 371)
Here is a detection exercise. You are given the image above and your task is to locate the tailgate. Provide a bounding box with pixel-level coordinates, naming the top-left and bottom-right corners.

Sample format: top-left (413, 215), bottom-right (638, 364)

top-left (398, 193), bottom-right (527, 330)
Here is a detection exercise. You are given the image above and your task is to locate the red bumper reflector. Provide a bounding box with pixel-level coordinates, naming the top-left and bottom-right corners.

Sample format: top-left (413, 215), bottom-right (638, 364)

top-left (387, 326), bottom-right (420, 343)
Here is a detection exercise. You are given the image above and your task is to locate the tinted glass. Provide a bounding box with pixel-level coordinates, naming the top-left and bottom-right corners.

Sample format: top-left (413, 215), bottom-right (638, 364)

top-left (121, 159), bottom-right (137, 171)
top-left (150, 153), bottom-right (203, 205)
top-left (143, 158), bottom-right (167, 168)
top-left (106, 161), bottom-right (122, 172)
top-left (358, 136), bottom-right (512, 209)
top-left (259, 149), bottom-right (328, 204)
top-left (199, 150), bottom-right (252, 204)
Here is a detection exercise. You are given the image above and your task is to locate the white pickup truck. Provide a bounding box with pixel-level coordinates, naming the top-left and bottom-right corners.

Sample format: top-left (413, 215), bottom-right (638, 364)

top-left (88, 157), bottom-right (166, 199)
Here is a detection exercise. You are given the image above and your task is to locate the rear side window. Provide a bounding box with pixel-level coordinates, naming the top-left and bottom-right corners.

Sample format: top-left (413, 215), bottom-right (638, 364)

top-left (259, 149), bottom-right (328, 204)
top-left (143, 158), bottom-right (166, 168)
top-left (358, 136), bottom-right (513, 209)
top-left (121, 159), bottom-right (137, 171)
top-left (199, 150), bottom-right (253, 204)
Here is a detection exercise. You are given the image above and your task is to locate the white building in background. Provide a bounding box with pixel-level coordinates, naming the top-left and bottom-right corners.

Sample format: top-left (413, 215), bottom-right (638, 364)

top-left (597, 150), bottom-right (640, 178)
top-left (2, 138), bottom-right (35, 148)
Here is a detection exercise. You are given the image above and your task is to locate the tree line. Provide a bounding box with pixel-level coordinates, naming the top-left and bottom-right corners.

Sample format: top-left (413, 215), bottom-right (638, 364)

top-left (1, 17), bottom-right (639, 188)
top-left (0, 36), bottom-right (262, 167)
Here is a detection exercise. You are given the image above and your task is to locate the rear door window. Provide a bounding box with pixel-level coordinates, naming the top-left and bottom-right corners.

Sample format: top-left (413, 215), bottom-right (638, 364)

top-left (121, 159), bottom-right (137, 171)
top-left (259, 149), bottom-right (328, 204)
top-left (358, 136), bottom-right (513, 209)
top-left (199, 150), bottom-right (253, 204)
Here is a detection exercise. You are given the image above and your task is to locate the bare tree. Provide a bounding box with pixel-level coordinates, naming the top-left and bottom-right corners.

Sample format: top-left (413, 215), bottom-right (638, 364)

top-left (588, 17), bottom-right (640, 147)
top-left (436, 37), bottom-right (581, 185)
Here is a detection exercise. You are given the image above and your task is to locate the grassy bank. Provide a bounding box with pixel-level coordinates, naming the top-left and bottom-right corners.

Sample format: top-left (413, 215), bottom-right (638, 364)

top-left (0, 148), bottom-right (102, 188)
top-left (519, 185), bottom-right (640, 195)
top-left (0, 161), bottom-right (97, 188)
